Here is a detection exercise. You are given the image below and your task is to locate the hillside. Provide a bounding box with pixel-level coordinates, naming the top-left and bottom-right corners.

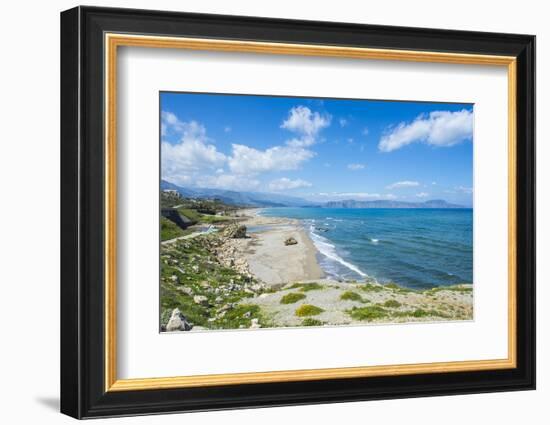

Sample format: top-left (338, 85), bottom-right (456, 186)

top-left (161, 180), bottom-right (314, 207)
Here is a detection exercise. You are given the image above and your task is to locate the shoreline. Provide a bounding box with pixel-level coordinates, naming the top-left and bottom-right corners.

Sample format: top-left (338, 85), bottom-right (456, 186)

top-left (160, 207), bottom-right (473, 332)
top-left (232, 208), bottom-right (325, 286)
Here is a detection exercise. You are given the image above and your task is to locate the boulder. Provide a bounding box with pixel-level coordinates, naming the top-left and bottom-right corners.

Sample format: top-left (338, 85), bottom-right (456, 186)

top-left (165, 308), bottom-right (193, 331)
top-left (223, 224), bottom-right (247, 239)
top-left (284, 237), bottom-right (298, 246)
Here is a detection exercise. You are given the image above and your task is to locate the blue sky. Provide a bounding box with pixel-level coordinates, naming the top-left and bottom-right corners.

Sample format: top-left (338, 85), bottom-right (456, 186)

top-left (161, 92), bottom-right (473, 206)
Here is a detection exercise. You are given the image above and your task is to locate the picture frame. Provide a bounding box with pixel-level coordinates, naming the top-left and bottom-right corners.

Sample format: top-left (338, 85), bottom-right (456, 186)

top-left (60, 5), bottom-right (535, 419)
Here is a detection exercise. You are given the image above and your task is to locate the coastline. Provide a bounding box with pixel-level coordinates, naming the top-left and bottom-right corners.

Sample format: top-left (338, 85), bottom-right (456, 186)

top-left (160, 207), bottom-right (473, 332)
top-left (233, 208), bottom-right (324, 286)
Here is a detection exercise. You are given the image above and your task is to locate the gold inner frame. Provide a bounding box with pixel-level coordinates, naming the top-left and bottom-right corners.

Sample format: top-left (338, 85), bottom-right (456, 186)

top-left (104, 33), bottom-right (517, 392)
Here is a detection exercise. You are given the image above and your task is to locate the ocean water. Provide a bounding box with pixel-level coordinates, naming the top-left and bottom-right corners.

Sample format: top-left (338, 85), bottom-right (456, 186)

top-left (260, 207), bottom-right (473, 289)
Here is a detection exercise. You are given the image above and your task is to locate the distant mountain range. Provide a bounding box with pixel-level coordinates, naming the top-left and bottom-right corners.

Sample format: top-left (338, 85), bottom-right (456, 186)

top-left (323, 199), bottom-right (466, 209)
top-left (161, 180), bottom-right (314, 207)
top-left (161, 180), bottom-right (467, 209)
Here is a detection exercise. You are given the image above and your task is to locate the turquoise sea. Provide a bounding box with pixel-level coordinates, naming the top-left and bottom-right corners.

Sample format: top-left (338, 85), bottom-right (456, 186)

top-left (260, 207), bottom-right (473, 289)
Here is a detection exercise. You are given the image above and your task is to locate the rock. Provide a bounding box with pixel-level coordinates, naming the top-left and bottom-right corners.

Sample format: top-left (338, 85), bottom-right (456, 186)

top-left (165, 308), bottom-right (193, 331)
top-left (178, 286), bottom-right (193, 296)
top-left (284, 237), bottom-right (298, 246)
top-left (193, 295), bottom-right (208, 305)
top-left (249, 318), bottom-right (261, 329)
top-left (170, 274), bottom-right (178, 282)
top-left (223, 224), bottom-right (247, 238)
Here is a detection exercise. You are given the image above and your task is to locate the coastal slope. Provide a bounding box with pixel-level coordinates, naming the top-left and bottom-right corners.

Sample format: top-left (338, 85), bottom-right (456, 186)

top-left (160, 209), bottom-right (473, 332)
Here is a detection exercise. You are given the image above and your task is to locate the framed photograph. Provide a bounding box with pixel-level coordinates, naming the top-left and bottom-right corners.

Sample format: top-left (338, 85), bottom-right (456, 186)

top-left (60, 6), bottom-right (535, 419)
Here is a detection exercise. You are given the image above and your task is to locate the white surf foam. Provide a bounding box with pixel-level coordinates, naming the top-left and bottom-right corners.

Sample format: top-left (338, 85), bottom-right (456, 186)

top-left (308, 224), bottom-right (367, 278)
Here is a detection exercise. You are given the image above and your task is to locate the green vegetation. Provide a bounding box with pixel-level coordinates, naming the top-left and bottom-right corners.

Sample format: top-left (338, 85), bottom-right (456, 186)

top-left (384, 282), bottom-right (413, 293)
top-left (340, 290), bottom-right (365, 302)
top-left (177, 208), bottom-right (201, 222)
top-left (161, 217), bottom-right (187, 241)
top-left (408, 308), bottom-right (450, 318)
top-left (295, 304), bottom-right (324, 317)
top-left (348, 305), bottom-right (388, 321)
top-left (360, 283), bottom-right (384, 292)
top-left (160, 235), bottom-right (268, 330)
top-left (199, 214), bottom-right (232, 224)
top-left (289, 282), bottom-right (324, 292)
top-left (424, 284), bottom-right (473, 295)
top-left (280, 292), bottom-right (306, 304)
top-left (383, 299), bottom-right (402, 308)
top-left (302, 318), bottom-right (324, 327)
top-left (214, 304), bottom-right (267, 329)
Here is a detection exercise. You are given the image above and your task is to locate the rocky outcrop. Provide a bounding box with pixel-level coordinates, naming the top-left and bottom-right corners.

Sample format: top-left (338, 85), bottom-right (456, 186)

top-left (165, 308), bottom-right (193, 331)
top-left (222, 224), bottom-right (247, 238)
top-left (284, 237), bottom-right (298, 246)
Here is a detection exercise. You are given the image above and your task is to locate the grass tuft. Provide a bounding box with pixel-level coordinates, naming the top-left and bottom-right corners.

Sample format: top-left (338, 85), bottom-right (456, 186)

top-left (347, 305), bottom-right (388, 321)
top-left (280, 292), bottom-right (306, 304)
top-left (289, 282), bottom-right (324, 292)
top-left (295, 304), bottom-right (324, 317)
top-left (340, 291), bottom-right (364, 302)
top-left (301, 318), bottom-right (324, 327)
top-left (383, 299), bottom-right (402, 308)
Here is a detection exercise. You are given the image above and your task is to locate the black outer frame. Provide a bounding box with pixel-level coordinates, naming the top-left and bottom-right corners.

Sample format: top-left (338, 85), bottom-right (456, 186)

top-left (60, 5), bottom-right (535, 419)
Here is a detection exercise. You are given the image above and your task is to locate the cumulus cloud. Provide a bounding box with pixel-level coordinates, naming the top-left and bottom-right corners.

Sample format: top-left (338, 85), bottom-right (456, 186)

top-left (161, 111), bottom-right (207, 140)
top-left (386, 180), bottom-right (420, 189)
top-left (162, 108), bottom-right (319, 192)
top-left (268, 177), bottom-right (312, 191)
top-left (416, 192), bottom-right (429, 198)
top-left (378, 109), bottom-right (473, 152)
top-left (339, 118), bottom-right (348, 127)
top-left (161, 113), bottom-right (226, 185)
top-left (347, 163), bottom-right (366, 170)
top-left (228, 144), bottom-right (314, 175)
top-left (281, 105), bottom-right (331, 147)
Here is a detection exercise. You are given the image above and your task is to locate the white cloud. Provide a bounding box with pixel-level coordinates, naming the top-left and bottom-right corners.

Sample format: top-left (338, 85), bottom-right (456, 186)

top-left (268, 177), bottom-right (312, 191)
top-left (224, 126), bottom-right (232, 133)
top-left (161, 113), bottom-right (226, 185)
top-left (362, 127), bottom-right (369, 136)
top-left (197, 173), bottom-right (260, 191)
top-left (286, 137), bottom-right (317, 148)
top-left (281, 105), bottom-right (331, 147)
top-left (339, 118), bottom-right (348, 127)
top-left (281, 105), bottom-right (331, 137)
top-left (416, 192), bottom-right (429, 198)
top-left (455, 185), bottom-right (473, 194)
top-left (347, 163), bottom-right (366, 170)
top-left (379, 109), bottom-right (473, 152)
top-left (386, 180), bottom-right (420, 189)
top-left (161, 111), bottom-right (207, 140)
top-left (228, 144), bottom-right (314, 175)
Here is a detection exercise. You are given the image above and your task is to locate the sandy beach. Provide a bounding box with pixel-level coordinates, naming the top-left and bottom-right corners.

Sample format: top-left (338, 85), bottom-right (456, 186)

top-left (233, 209), bottom-right (324, 285)
top-left (161, 207), bottom-right (473, 332)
